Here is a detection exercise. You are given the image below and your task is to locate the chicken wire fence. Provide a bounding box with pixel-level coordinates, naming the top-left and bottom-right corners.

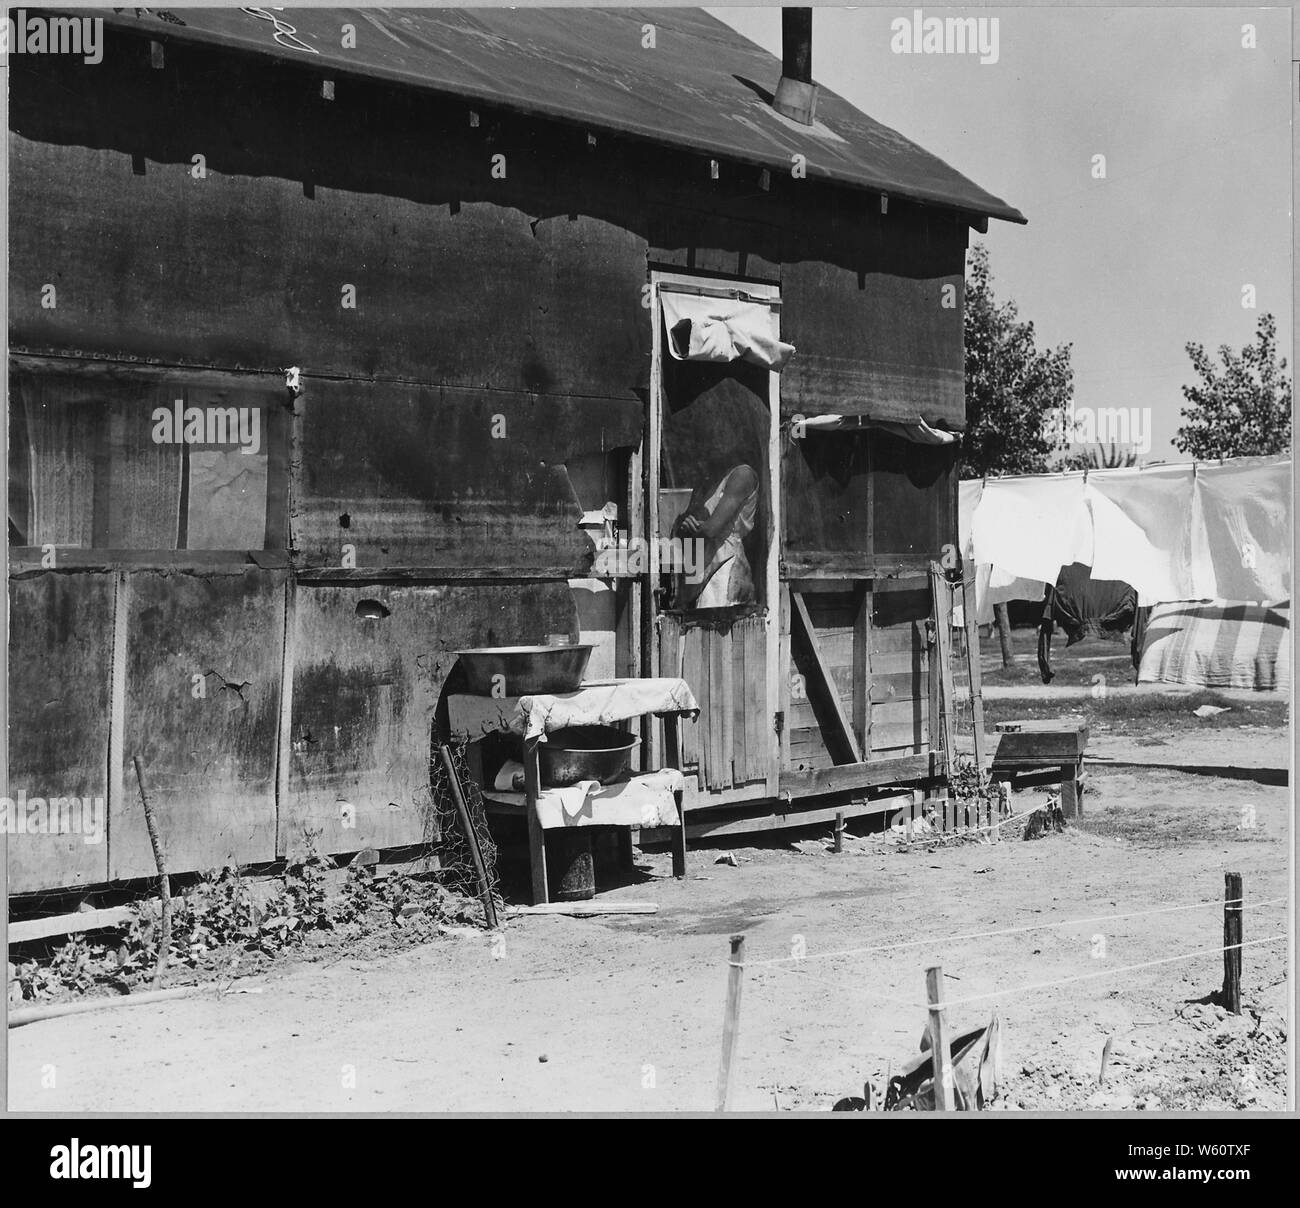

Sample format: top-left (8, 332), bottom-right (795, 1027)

top-left (428, 718), bottom-right (505, 925)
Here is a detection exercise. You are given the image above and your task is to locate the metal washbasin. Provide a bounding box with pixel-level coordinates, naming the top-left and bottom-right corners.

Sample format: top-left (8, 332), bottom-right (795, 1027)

top-left (540, 725), bottom-right (640, 787)
top-left (455, 644), bottom-right (593, 696)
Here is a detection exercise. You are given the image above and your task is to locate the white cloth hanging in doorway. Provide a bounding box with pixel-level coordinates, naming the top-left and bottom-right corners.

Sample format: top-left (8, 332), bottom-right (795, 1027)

top-left (660, 292), bottom-right (794, 371)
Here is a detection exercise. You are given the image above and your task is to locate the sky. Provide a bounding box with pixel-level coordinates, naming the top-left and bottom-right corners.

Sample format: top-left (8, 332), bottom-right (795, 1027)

top-left (712, 5), bottom-right (1293, 463)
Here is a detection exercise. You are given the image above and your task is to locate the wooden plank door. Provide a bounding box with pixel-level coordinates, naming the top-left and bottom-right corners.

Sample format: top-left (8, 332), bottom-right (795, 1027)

top-left (649, 272), bottom-right (781, 805)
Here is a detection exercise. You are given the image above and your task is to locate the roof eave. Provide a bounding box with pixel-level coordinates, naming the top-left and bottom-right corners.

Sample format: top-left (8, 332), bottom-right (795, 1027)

top-left (88, 10), bottom-right (1027, 228)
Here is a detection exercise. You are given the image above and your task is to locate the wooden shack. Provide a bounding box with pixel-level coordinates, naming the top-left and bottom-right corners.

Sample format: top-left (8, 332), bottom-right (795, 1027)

top-left (6, 7), bottom-right (1024, 895)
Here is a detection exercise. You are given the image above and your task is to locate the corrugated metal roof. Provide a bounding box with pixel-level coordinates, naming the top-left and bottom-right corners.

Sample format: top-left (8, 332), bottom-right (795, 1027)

top-left (89, 6), bottom-right (1025, 224)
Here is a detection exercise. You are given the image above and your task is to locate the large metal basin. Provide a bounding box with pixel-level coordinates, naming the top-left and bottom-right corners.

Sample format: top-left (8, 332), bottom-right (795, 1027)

top-left (455, 644), bottom-right (593, 697)
top-left (540, 725), bottom-right (640, 787)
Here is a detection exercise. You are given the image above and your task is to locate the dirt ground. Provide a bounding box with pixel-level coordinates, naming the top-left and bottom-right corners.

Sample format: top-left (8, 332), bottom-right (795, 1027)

top-left (9, 705), bottom-right (1289, 1114)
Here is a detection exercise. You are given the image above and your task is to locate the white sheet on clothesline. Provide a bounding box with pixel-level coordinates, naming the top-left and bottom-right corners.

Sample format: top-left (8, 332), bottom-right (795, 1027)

top-left (959, 456), bottom-right (1291, 609)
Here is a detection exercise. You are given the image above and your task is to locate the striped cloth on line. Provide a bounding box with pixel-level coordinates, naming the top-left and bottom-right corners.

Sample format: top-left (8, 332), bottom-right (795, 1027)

top-left (1137, 600), bottom-right (1290, 691)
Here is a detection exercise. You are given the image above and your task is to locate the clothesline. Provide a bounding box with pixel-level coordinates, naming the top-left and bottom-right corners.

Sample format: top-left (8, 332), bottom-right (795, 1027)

top-left (958, 454), bottom-right (1291, 612)
top-left (971, 451), bottom-right (1288, 487)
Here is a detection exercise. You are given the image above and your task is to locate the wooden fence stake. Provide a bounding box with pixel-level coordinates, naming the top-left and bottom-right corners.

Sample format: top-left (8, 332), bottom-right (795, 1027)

top-left (1223, 871), bottom-right (1243, 1015)
top-left (132, 755), bottom-right (171, 991)
top-left (715, 934), bottom-right (746, 1112)
top-left (993, 782), bottom-right (1009, 844)
top-left (926, 964), bottom-right (954, 1111)
top-left (833, 811), bottom-right (844, 853)
top-left (962, 563), bottom-right (987, 775)
top-left (928, 564), bottom-right (957, 770)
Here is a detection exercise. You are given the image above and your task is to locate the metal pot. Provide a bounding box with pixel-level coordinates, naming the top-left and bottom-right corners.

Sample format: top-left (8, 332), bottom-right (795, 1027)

top-left (540, 725), bottom-right (640, 787)
top-left (455, 644), bottom-right (593, 697)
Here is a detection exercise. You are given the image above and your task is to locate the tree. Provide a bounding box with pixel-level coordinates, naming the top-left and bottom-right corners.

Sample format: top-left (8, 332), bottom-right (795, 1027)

top-left (963, 244), bottom-right (1076, 665)
top-left (1056, 441), bottom-right (1138, 471)
top-left (1174, 313), bottom-right (1291, 459)
top-left (961, 243), bottom-right (1075, 479)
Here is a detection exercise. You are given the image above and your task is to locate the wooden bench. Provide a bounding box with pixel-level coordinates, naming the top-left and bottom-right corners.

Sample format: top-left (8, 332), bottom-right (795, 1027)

top-left (989, 720), bottom-right (1089, 819)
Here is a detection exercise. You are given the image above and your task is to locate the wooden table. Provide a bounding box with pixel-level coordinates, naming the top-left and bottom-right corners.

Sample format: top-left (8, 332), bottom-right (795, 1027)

top-left (989, 720), bottom-right (1089, 819)
top-left (447, 680), bottom-right (696, 904)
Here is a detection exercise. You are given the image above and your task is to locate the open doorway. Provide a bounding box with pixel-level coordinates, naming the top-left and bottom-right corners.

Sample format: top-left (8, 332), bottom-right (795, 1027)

top-left (649, 272), bottom-right (782, 804)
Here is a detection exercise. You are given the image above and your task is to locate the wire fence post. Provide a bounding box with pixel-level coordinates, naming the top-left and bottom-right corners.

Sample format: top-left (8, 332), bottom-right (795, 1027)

top-left (716, 934), bottom-right (746, 1112)
top-left (926, 964), bottom-right (954, 1111)
top-left (1223, 872), bottom-right (1243, 1015)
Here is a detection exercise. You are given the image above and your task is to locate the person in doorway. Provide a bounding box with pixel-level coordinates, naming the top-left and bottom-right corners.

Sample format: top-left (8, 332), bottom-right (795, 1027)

top-left (673, 464), bottom-right (759, 609)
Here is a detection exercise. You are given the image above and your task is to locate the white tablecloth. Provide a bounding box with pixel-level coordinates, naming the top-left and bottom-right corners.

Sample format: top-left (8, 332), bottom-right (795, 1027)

top-left (488, 766), bottom-right (685, 829)
top-left (448, 677), bottom-right (698, 742)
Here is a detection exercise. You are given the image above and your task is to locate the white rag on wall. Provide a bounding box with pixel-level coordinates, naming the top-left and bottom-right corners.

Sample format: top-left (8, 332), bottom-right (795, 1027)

top-left (660, 292), bottom-right (794, 371)
top-left (960, 456), bottom-right (1291, 610)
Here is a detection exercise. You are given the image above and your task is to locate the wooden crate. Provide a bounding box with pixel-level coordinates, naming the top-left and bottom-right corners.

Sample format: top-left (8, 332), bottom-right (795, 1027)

top-left (993, 719), bottom-right (1089, 765)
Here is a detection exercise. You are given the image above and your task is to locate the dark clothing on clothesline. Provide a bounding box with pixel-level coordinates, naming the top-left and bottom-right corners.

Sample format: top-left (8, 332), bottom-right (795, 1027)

top-left (1037, 562), bottom-right (1138, 683)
